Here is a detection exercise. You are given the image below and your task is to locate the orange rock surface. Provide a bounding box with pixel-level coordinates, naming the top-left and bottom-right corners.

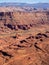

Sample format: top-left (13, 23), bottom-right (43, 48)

top-left (0, 7), bottom-right (49, 65)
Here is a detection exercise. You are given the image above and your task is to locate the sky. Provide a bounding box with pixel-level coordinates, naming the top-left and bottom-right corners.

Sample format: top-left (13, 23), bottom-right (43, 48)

top-left (0, 0), bottom-right (49, 4)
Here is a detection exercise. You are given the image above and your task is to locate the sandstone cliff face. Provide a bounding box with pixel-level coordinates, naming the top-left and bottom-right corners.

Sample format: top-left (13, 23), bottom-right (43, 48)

top-left (0, 11), bottom-right (49, 31)
top-left (0, 8), bottom-right (49, 65)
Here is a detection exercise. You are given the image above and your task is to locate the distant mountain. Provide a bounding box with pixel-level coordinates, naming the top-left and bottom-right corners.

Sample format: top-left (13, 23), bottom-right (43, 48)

top-left (31, 3), bottom-right (49, 8)
top-left (0, 3), bottom-right (49, 8)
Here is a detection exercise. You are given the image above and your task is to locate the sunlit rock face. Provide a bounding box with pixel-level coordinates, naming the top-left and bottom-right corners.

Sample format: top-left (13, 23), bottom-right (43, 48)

top-left (0, 9), bottom-right (49, 31)
top-left (0, 7), bottom-right (49, 65)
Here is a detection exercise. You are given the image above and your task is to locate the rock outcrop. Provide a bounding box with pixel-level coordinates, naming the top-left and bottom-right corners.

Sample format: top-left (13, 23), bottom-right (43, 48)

top-left (0, 7), bottom-right (49, 65)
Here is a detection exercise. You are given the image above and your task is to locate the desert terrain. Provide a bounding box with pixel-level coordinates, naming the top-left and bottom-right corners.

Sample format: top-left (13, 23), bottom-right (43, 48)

top-left (0, 7), bottom-right (49, 65)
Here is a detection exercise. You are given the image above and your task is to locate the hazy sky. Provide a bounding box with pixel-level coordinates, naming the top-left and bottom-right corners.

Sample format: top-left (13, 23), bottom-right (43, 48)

top-left (0, 0), bottom-right (49, 3)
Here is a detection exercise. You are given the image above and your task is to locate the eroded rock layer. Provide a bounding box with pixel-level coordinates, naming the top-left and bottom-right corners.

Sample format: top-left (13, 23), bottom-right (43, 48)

top-left (0, 8), bottom-right (49, 65)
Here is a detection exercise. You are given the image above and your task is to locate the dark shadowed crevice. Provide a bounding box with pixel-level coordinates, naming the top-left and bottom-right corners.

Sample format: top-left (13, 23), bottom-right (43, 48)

top-left (34, 42), bottom-right (44, 52)
top-left (12, 36), bottom-right (16, 38)
top-left (4, 24), bottom-right (14, 30)
top-left (20, 40), bottom-right (27, 44)
top-left (7, 24), bottom-right (13, 30)
top-left (26, 36), bottom-right (34, 39)
top-left (0, 50), bottom-right (12, 58)
top-left (0, 12), bottom-right (4, 16)
top-left (17, 44), bottom-right (25, 48)
top-left (17, 25), bottom-right (28, 30)
top-left (42, 34), bottom-right (48, 38)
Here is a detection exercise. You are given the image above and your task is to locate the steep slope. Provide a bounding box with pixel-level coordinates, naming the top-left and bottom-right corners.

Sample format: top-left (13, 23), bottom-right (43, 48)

top-left (0, 10), bottom-right (49, 32)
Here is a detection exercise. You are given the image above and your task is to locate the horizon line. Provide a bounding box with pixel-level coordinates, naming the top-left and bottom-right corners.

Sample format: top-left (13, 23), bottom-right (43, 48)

top-left (0, 2), bottom-right (49, 4)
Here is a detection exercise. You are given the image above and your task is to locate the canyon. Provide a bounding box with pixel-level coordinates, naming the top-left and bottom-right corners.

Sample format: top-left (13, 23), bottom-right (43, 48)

top-left (0, 7), bottom-right (49, 65)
